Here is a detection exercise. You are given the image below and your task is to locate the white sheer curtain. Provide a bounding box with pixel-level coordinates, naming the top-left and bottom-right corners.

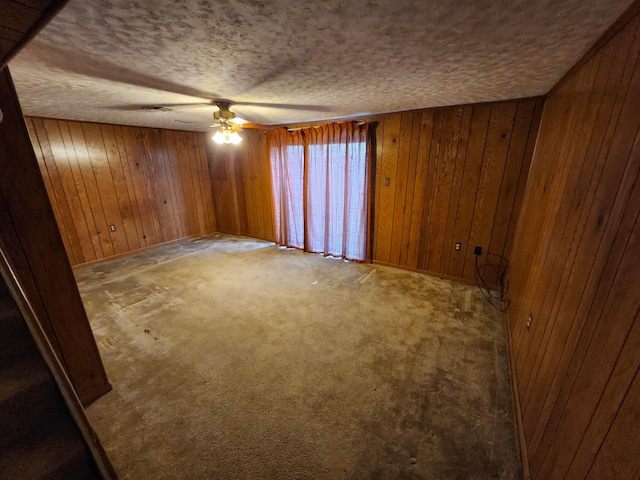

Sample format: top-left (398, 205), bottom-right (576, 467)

top-left (268, 123), bottom-right (370, 261)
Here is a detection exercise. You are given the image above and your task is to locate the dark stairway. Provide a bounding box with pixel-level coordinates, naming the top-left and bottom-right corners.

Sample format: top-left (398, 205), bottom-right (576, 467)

top-left (0, 275), bottom-right (105, 479)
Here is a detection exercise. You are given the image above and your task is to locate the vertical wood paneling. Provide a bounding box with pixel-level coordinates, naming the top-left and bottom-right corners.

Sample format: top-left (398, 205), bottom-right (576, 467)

top-left (371, 98), bottom-right (541, 284)
top-left (398, 113), bottom-right (424, 266)
top-left (488, 101), bottom-right (536, 258)
top-left (172, 131), bottom-right (201, 235)
top-left (101, 124), bottom-right (142, 252)
top-left (118, 126), bottom-right (156, 247)
top-left (26, 118), bottom-right (78, 263)
top-left (424, 107), bottom-right (464, 273)
top-left (507, 10), bottom-right (640, 480)
top-left (405, 111), bottom-right (434, 268)
top-left (83, 122), bottom-right (130, 255)
top-left (416, 109), bottom-right (444, 271)
top-left (586, 363), bottom-right (640, 480)
top-left (162, 132), bottom-right (187, 236)
top-left (375, 114), bottom-right (402, 263)
top-left (205, 129), bottom-right (274, 241)
top-left (114, 125), bottom-right (148, 249)
top-left (447, 104), bottom-right (491, 278)
top-left (502, 101), bottom-right (544, 261)
top-left (389, 112), bottom-right (415, 265)
top-left (462, 103), bottom-right (517, 281)
top-left (440, 107), bottom-right (473, 273)
top-left (27, 117), bottom-right (217, 266)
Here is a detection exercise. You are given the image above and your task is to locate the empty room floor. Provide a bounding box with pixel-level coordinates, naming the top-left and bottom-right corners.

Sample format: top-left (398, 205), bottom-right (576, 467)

top-left (77, 234), bottom-right (521, 480)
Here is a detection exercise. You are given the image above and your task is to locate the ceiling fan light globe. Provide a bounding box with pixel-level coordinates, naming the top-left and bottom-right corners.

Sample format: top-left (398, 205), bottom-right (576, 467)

top-left (212, 130), bottom-right (226, 144)
top-left (230, 132), bottom-right (243, 144)
top-left (212, 128), bottom-right (243, 145)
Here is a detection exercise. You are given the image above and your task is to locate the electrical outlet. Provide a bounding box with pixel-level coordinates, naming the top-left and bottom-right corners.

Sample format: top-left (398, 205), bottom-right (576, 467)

top-left (109, 224), bottom-right (116, 232)
top-left (384, 177), bottom-right (391, 187)
top-left (454, 242), bottom-right (462, 251)
top-left (526, 314), bottom-right (533, 329)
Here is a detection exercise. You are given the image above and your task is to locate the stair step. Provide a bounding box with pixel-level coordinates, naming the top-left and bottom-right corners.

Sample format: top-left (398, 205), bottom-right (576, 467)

top-left (0, 355), bottom-right (69, 449)
top-left (0, 289), bottom-right (33, 357)
top-left (0, 353), bottom-right (51, 403)
top-left (0, 417), bottom-right (97, 480)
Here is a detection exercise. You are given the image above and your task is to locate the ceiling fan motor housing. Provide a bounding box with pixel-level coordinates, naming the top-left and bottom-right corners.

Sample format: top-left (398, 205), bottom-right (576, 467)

top-left (214, 101), bottom-right (235, 122)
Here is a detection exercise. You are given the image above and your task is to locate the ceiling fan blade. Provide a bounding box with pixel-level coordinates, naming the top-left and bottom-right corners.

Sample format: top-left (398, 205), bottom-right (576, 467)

top-left (22, 41), bottom-right (217, 102)
top-left (232, 101), bottom-right (333, 112)
top-left (229, 116), bottom-right (274, 130)
top-left (175, 120), bottom-right (220, 126)
top-left (106, 103), bottom-right (214, 111)
top-left (241, 123), bottom-right (275, 130)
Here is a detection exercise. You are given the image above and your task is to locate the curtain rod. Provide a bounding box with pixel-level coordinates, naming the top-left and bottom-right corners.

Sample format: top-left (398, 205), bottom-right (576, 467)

top-left (286, 120), bottom-right (367, 132)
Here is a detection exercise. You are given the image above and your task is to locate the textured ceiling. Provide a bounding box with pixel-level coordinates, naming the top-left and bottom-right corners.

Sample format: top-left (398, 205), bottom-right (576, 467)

top-left (8, 0), bottom-right (633, 131)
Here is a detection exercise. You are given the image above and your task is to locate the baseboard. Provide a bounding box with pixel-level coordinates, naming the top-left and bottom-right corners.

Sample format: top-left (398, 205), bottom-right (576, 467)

top-left (214, 229), bottom-right (275, 243)
top-left (506, 319), bottom-right (531, 480)
top-left (371, 259), bottom-right (500, 289)
top-left (72, 234), bottom-right (210, 270)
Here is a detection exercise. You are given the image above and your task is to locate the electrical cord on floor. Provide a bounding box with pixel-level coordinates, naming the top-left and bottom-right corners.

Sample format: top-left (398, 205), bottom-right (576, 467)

top-left (474, 251), bottom-right (510, 312)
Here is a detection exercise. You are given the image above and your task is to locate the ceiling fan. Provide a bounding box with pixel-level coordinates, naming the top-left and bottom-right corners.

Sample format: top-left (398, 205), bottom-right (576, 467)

top-left (173, 100), bottom-right (275, 144)
top-left (108, 97), bottom-right (334, 144)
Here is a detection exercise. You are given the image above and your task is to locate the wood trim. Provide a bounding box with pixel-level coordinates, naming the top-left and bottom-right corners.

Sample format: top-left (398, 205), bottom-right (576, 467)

top-left (371, 259), bottom-right (499, 289)
top-left (547, 0), bottom-right (640, 96)
top-left (71, 234), bottom-right (205, 270)
top-left (213, 229), bottom-right (275, 244)
top-left (507, 319), bottom-right (531, 480)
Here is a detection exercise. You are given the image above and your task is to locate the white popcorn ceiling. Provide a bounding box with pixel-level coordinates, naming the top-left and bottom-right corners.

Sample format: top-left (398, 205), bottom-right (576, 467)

top-left (8, 0), bottom-right (634, 131)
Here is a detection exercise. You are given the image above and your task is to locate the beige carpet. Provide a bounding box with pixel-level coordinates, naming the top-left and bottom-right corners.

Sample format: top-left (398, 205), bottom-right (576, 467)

top-left (77, 234), bottom-right (521, 479)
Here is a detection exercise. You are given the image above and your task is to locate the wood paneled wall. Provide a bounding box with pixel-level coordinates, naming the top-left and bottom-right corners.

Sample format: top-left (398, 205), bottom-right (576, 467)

top-left (209, 100), bottom-right (542, 283)
top-left (1, 68), bottom-right (109, 404)
top-left (205, 129), bottom-right (274, 241)
top-left (507, 9), bottom-right (640, 480)
top-left (372, 98), bottom-right (543, 283)
top-left (26, 117), bottom-right (216, 266)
